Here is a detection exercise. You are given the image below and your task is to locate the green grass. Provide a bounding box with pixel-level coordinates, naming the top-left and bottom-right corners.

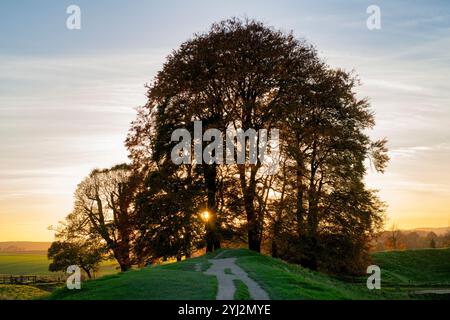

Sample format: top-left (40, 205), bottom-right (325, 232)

top-left (159, 253), bottom-right (213, 273)
top-left (6, 248), bottom-right (449, 300)
top-left (233, 279), bottom-right (252, 300)
top-left (372, 248), bottom-right (450, 286)
top-left (0, 252), bottom-right (119, 278)
top-left (0, 253), bottom-right (54, 275)
top-left (213, 248), bottom-right (260, 259)
top-left (47, 249), bottom-right (403, 300)
top-left (0, 284), bottom-right (49, 300)
top-left (232, 249), bottom-right (404, 300)
top-left (48, 254), bottom-right (217, 300)
top-left (0, 252), bottom-right (120, 300)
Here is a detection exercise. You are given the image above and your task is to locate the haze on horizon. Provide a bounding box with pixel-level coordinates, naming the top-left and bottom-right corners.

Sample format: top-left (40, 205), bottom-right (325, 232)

top-left (1, 0), bottom-right (449, 241)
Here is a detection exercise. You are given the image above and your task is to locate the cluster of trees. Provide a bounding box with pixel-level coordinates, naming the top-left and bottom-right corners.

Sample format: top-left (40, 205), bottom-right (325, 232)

top-left (48, 164), bottom-right (140, 274)
top-left (49, 18), bottom-right (389, 276)
top-left (373, 225), bottom-right (450, 251)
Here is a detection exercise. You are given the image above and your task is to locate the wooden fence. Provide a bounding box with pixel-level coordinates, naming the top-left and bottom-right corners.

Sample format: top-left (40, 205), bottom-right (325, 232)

top-left (0, 274), bottom-right (65, 285)
top-left (0, 275), bottom-right (37, 285)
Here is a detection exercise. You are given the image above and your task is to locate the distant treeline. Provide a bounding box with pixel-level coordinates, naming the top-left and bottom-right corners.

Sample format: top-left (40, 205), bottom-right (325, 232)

top-left (372, 228), bottom-right (450, 251)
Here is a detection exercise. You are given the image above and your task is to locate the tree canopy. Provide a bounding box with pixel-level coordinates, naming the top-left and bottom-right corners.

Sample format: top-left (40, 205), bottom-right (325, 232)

top-left (53, 18), bottom-right (389, 275)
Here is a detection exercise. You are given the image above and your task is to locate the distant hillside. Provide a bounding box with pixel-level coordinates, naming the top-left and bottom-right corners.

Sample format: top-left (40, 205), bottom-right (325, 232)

top-left (0, 242), bottom-right (51, 253)
top-left (372, 227), bottom-right (450, 251)
top-left (410, 227), bottom-right (450, 236)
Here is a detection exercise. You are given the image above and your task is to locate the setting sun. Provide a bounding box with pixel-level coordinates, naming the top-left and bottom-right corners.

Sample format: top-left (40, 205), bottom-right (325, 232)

top-left (201, 210), bottom-right (210, 221)
top-left (0, 1), bottom-right (449, 308)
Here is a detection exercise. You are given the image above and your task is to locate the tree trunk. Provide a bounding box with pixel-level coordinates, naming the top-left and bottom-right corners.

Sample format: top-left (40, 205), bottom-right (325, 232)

top-left (239, 164), bottom-right (261, 253)
top-left (83, 268), bottom-right (92, 279)
top-left (119, 261), bottom-right (130, 272)
top-left (271, 219), bottom-right (280, 258)
top-left (296, 161), bottom-right (305, 238)
top-left (304, 141), bottom-right (319, 270)
top-left (238, 101), bottom-right (262, 253)
top-left (112, 246), bottom-right (131, 272)
top-left (246, 194), bottom-right (261, 252)
top-left (203, 163), bottom-right (220, 252)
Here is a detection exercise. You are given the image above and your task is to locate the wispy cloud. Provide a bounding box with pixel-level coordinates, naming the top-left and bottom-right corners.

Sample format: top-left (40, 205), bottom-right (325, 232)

top-left (0, 51), bottom-right (167, 239)
top-left (2, 1), bottom-right (450, 239)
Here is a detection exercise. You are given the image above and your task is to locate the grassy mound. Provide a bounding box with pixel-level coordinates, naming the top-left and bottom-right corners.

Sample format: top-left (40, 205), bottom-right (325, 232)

top-left (372, 248), bottom-right (450, 286)
top-left (232, 250), bottom-right (403, 300)
top-left (48, 254), bottom-right (216, 300)
top-left (44, 248), bottom-right (449, 300)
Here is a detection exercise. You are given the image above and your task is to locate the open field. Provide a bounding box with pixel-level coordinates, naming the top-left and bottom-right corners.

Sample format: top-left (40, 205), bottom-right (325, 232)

top-left (0, 252), bottom-right (121, 300)
top-left (0, 252), bottom-right (57, 276)
top-left (0, 252), bottom-right (119, 278)
top-left (0, 284), bottom-right (49, 300)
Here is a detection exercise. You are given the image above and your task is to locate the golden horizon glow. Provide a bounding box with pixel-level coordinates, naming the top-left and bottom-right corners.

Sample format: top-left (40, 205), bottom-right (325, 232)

top-left (1, 3), bottom-right (450, 242)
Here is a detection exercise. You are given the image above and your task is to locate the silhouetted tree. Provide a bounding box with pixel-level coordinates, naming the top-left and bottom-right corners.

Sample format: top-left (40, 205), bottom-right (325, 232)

top-left (68, 164), bottom-right (141, 271)
top-left (430, 238), bottom-right (436, 248)
top-left (48, 241), bottom-right (104, 279)
top-left (127, 18), bottom-right (321, 252)
top-left (133, 163), bottom-right (205, 263)
top-left (125, 17), bottom-right (388, 273)
top-left (385, 223), bottom-right (405, 250)
top-left (426, 231), bottom-right (438, 249)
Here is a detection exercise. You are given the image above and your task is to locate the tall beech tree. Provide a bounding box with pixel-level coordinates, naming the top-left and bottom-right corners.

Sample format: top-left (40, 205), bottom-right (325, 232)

top-left (125, 18), bottom-right (388, 272)
top-left (69, 164), bottom-right (141, 271)
top-left (270, 66), bottom-right (388, 272)
top-left (127, 18), bottom-right (320, 252)
top-left (133, 162), bottom-right (206, 263)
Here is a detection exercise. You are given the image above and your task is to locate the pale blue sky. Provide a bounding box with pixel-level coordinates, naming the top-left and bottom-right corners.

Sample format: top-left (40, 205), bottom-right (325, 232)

top-left (1, 1), bottom-right (449, 240)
